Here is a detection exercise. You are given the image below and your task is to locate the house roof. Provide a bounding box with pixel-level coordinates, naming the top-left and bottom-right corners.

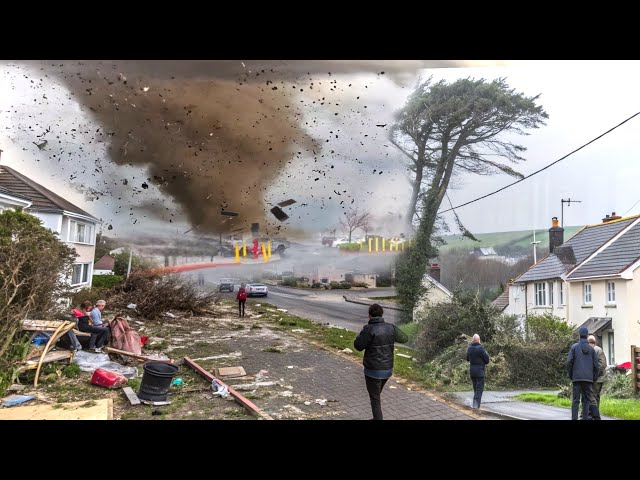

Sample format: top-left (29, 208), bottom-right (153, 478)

top-left (515, 216), bottom-right (637, 283)
top-left (567, 217), bottom-right (640, 280)
top-left (574, 317), bottom-right (612, 335)
top-left (0, 165), bottom-right (99, 221)
top-left (422, 274), bottom-right (453, 297)
top-left (491, 288), bottom-right (509, 312)
top-left (94, 255), bottom-right (115, 270)
top-left (474, 247), bottom-right (497, 256)
top-left (0, 185), bottom-right (33, 203)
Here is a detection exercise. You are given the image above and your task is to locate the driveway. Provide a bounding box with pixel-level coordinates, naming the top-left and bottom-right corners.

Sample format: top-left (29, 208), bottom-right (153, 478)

top-left (448, 390), bottom-right (616, 420)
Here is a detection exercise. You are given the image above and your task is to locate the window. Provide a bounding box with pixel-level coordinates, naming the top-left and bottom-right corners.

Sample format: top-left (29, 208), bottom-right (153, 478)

top-left (71, 263), bottom-right (90, 285)
top-left (607, 281), bottom-right (616, 303)
top-left (607, 331), bottom-right (615, 365)
top-left (68, 220), bottom-right (94, 244)
top-left (583, 282), bottom-right (592, 304)
top-left (559, 281), bottom-right (565, 305)
top-left (548, 281), bottom-right (554, 306)
top-left (534, 282), bottom-right (546, 306)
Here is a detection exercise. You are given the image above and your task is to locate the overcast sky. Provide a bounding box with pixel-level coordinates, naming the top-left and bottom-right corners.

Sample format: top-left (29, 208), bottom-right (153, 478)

top-left (1, 60), bottom-right (639, 238)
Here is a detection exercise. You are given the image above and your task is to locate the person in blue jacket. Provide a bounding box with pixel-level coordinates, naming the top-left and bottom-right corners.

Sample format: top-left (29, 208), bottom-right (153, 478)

top-left (566, 326), bottom-right (601, 420)
top-left (467, 334), bottom-right (490, 409)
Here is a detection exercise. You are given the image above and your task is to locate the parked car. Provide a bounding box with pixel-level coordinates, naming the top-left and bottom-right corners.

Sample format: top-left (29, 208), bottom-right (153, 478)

top-left (332, 238), bottom-right (350, 248)
top-left (322, 236), bottom-right (336, 246)
top-left (245, 283), bottom-right (268, 297)
top-left (218, 278), bottom-right (235, 292)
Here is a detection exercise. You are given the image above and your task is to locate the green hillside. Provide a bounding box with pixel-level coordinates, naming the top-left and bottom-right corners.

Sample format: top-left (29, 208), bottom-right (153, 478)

top-left (439, 225), bottom-right (583, 253)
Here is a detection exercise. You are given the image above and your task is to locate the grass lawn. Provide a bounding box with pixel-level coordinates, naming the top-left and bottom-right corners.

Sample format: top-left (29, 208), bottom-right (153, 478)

top-left (516, 393), bottom-right (640, 420)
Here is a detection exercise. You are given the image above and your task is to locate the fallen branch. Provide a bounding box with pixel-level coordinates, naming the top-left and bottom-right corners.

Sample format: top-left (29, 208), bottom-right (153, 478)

top-left (183, 356), bottom-right (273, 420)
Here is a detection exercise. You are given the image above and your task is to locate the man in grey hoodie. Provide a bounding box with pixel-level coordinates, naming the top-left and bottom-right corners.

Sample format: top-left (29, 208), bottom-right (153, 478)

top-left (566, 326), bottom-right (601, 420)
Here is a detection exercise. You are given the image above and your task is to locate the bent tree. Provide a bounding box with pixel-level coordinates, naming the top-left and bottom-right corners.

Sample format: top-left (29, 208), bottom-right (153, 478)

top-left (391, 77), bottom-right (548, 316)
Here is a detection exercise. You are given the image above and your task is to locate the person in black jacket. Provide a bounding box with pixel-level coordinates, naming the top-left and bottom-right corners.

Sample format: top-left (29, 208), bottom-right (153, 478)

top-left (467, 334), bottom-right (490, 409)
top-left (566, 326), bottom-right (601, 420)
top-left (353, 304), bottom-right (408, 420)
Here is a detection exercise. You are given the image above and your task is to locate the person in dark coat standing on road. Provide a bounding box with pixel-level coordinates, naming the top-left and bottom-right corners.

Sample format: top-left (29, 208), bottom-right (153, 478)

top-left (566, 326), bottom-right (601, 420)
top-left (354, 304), bottom-right (408, 420)
top-left (467, 334), bottom-right (490, 409)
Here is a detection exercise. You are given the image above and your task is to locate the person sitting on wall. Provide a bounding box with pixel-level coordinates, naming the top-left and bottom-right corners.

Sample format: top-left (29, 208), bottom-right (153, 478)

top-left (74, 300), bottom-right (109, 353)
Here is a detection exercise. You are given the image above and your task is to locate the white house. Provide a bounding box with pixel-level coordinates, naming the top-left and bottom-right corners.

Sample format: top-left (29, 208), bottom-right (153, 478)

top-left (93, 254), bottom-right (116, 275)
top-left (413, 264), bottom-right (453, 321)
top-left (0, 165), bottom-right (101, 289)
top-left (507, 213), bottom-right (640, 364)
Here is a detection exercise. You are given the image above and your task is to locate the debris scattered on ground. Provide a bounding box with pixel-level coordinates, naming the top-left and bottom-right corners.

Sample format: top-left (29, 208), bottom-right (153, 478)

top-left (171, 378), bottom-right (183, 387)
top-left (214, 366), bottom-right (246, 378)
top-left (91, 369), bottom-right (128, 389)
top-left (396, 353), bottom-right (412, 359)
top-left (152, 409), bottom-right (163, 416)
top-left (304, 401), bottom-right (311, 405)
top-left (0, 399), bottom-right (113, 420)
top-left (211, 379), bottom-right (230, 398)
top-left (162, 312), bottom-right (176, 318)
top-left (127, 303), bottom-right (137, 309)
top-left (192, 351), bottom-right (242, 362)
top-left (276, 308), bottom-right (288, 312)
top-left (73, 350), bottom-right (138, 378)
top-left (287, 366), bottom-right (294, 369)
top-left (144, 400), bottom-right (171, 406)
top-left (291, 329), bottom-right (306, 333)
top-left (389, 385), bottom-right (397, 389)
top-left (341, 348), bottom-right (353, 354)
top-left (2, 395), bottom-right (36, 407)
top-left (7, 384), bottom-right (26, 392)
top-left (315, 399), bottom-right (327, 406)
top-left (122, 386), bottom-right (141, 406)
top-left (232, 381), bottom-right (277, 391)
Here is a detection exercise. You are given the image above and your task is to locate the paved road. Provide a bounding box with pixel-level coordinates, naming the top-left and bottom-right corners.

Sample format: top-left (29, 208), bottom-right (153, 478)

top-left (220, 284), bottom-right (401, 332)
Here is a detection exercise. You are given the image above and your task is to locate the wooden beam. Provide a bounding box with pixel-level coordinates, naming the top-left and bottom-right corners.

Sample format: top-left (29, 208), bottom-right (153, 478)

top-left (18, 350), bottom-right (73, 372)
top-left (183, 356), bottom-right (273, 420)
top-left (102, 346), bottom-right (174, 364)
top-left (122, 387), bottom-right (141, 406)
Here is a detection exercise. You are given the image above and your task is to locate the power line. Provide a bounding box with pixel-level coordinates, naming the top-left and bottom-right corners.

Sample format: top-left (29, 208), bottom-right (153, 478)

top-left (438, 110), bottom-right (640, 214)
top-left (623, 198), bottom-right (640, 216)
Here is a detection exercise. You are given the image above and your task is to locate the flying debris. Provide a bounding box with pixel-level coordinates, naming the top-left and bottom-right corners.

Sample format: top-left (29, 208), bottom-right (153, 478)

top-left (270, 206), bottom-right (289, 222)
top-left (277, 199), bottom-right (297, 207)
top-left (221, 210), bottom-right (239, 216)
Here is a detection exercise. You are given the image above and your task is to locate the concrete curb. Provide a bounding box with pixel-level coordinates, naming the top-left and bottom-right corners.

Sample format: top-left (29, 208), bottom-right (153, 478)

top-left (342, 295), bottom-right (406, 312)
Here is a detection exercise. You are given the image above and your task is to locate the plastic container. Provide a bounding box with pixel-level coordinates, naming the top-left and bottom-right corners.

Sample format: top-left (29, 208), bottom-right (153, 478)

top-left (137, 362), bottom-right (179, 402)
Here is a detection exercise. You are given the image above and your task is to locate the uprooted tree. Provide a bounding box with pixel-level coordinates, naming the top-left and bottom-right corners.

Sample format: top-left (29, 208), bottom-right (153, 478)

top-left (391, 77), bottom-right (548, 316)
top-left (0, 209), bottom-right (76, 390)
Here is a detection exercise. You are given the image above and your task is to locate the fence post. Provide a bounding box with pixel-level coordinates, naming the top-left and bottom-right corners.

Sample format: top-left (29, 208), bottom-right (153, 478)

top-left (632, 345), bottom-right (639, 395)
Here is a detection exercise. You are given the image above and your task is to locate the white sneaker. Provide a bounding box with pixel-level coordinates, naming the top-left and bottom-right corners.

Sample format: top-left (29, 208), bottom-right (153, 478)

top-left (93, 347), bottom-right (103, 353)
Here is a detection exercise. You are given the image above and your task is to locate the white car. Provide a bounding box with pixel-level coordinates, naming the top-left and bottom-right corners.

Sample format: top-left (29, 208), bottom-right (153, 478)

top-left (246, 283), bottom-right (268, 297)
top-left (331, 238), bottom-right (350, 247)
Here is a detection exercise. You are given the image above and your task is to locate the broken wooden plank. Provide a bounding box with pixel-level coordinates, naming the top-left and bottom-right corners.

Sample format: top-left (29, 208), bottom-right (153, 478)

top-left (103, 346), bottom-right (174, 364)
top-left (34, 321), bottom-right (75, 387)
top-left (183, 356), bottom-right (273, 420)
top-left (18, 350), bottom-right (73, 373)
top-left (277, 199), bottom-right (297, 207)
top-left (0, 399), bottom-right (113, 420)
top-left (122, 387), bottom-right (141, 406)
top-left (214, 366), bottom-right (246, 378)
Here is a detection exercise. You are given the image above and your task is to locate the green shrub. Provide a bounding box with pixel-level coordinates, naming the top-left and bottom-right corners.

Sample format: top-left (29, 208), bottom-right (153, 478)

top-left (280, 278), bottom-right (297, 287)
top-left (603, 371), bottom-right (636, 399)
top-left (91, 275), bottom-right (124, 289)
top-left (338, 243), bottom-right (362, 251)
top-left (329, 281), bottom-right (352, 289)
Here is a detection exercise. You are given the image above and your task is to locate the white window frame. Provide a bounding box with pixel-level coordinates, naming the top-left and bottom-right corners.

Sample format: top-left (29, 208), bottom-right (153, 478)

top-left (548, 281), bottom-right (554, 306)
top-left (607, 281), bottom-right (616, 304)
top-left (68, 219), bottom-right (95, 245)
top-left (607, 331), bottom-right (615, 365)
top-left (559, 281), bottom-right (565, 306)
top-left (534, 282), bottom-right (547, 306)
top-left (71, 263), bottom-right (91, 286)
top-left (583, 282), bottom-right (592, 305)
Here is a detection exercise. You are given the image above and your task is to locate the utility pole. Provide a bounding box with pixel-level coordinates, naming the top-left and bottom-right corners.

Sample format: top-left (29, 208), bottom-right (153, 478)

top-left (531, 230), bottom-right (541, 264)
top-left (561, 198), bottom-right (582, 228)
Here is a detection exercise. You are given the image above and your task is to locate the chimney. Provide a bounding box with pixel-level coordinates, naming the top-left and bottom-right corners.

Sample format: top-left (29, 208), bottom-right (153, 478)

top-left (549, 216), bottom-right (564, 254)
top-left (429, 263), bottom-right (441, 283)
top-left (602, 211), bottom-right (621, 223)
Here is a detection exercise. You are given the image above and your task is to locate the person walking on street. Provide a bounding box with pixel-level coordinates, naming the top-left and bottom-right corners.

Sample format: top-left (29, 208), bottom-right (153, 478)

top-left (566, 326), bottom-right (601, 420)
top-left (236, 283), bottom-right (247, 318)
top-left (353, 304), bottom-right (408, 420)
top-left (581, 334), bottom-right (607, 419)
top-left (467, 334), bottom-right (490, 409)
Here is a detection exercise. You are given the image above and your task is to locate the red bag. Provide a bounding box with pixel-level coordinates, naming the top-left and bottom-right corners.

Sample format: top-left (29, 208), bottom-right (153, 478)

top-left (91, 368), bottom-right (128, 389)
top-left (237, 288), bottom-right (247, 301)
